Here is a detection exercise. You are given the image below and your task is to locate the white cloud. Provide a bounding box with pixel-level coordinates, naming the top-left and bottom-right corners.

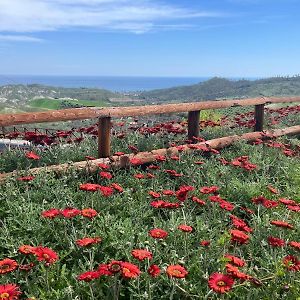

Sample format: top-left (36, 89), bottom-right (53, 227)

top-left (0, 34), bottom-right (43, 42)
top-left (0, 0), bottom-right (225, 34)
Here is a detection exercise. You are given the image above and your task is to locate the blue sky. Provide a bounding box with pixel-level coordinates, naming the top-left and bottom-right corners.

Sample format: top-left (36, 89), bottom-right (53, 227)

top-left (0, 0), bottom-right (299, 77)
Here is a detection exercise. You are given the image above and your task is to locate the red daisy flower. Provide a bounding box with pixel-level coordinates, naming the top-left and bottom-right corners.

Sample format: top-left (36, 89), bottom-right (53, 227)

top-left (0, 284), bottom-right (22, 300)
top-left (98, 163), bottom-right (109, 169)
top-left (192, 196), bottom-right (206, 206)
top-left (77, 270), bottom-right (101, 282)
top-left (200, 186), bottom-right (219, 194)
top-left (178, 224), bottom-right (193, 233)
top-left (33, 246), bottom-right (59, 265)
top-left (108, 261), bottom-right (122, 273)
top-left (208, 273), bottom-right (234, 294)
top-left (175, 185), bottom-right (194, 202)
top-left (131, 249), bottom-right (152, 261)
top-left (62, 208), bottom-right (81, 218)
top-left (81, 208), bottom-right (98, 219)
top-left (225, 264), bottom-right (251, 281)
top-left (149, 228), bottom-right (168, 239)
top-left (148, 264), bottom-right (160, 277)
top-left (99, 171), bottom-right (112, 180)
top-left (25, 151), bottom-right (40, 160)
top-left (0, 259), bottom-right (18, 274)
top-left (41, 208), bottom-right (61, 219)
top-left (288, 241), bottom-right (300, 250)
top-left (99, 186), bottom-right (114, 197)
top-left (268, 236), bottom-right (285, 247)
top-left (230, 230), bottom-right (250, 245)
top-left (76, 237), bottom-right (101, 247)
top-left (166, 265), bottom-right (188, 278)
top-left (283, 255), bottom-right (300, 271)
top-left (79, 183), bottom-right (101, 192)
top-left (224, 254), bottom-right (245, 267)
top-left (18, 245), bottom-right (35, 255)
top-left (97, 264), bottom-right (113, 276)
top-left (270, 220), bottom-right (294, 229)
top-left (200, 240), bottom-right (210, 247)
top-left (162, 190), bottom-right (174, 196)
top-left (148, 191), bottom-right (161, 198)
top-left (120, 262), bottom-right (141, 279)
top-left (111, 183), bottom-right (123, 193)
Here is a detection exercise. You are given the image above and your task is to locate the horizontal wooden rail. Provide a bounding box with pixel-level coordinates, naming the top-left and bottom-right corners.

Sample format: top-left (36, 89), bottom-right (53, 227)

top-left (1, 125), bottom-right (299, 183)
top-left (1, 96), bottom-right (300, 127)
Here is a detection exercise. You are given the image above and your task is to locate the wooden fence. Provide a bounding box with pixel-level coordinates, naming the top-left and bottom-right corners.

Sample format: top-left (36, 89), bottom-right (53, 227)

top-left (0, 96), bottom-right (300, 158)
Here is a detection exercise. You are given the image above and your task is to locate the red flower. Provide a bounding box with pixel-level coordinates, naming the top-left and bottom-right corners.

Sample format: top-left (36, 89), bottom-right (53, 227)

top-left (18, 262), bottom-right (35, 272)
top-left (219, 200), bottom-right (235, 211)
top-left (0, 259), bottom-right (18, 274)
top-left (134, 174), bottom-right (145, 179)
top-left (0, 284), bottom-right (22, 300)
top-left (18, 245), bottom-right (35, 255)
top-left (166, 265), bottom-right (188, 278)
top-left (192, 196), bottom-right (206, 206)
top-left (33, 246), bottom-right (59, 265)
top-left (176, 185), bottom-right (194, 202)
top-left (111, 183), bottom-right (123, 193)
top-left (200, 240), bottom-right (210, 247)
top-left (230, 230), bottom-right (250, 245)
top-left (77, 270), bottom-right (101, 282)
top-left (108, 261), bottom-right (122, 273)
top-left (154, 155), bottom-right (166, 162)
top-left (283, 255), bottom-right (300, 271)
top-left (76, 237), bottom-right (101, 247)
top-left (148, 264), bottom-right (160, 277)
top-left (99, 171), bottom-right (112, 180)
top-left (148, 191), bottom-right (161, 198)
top-left (279, 198), bottom-right (296, 206)
top-left (208, 273), bottom-right (234, 294)
top-left (288, 241), bottom-right (300, 250)
top-left (130, 157), bottom-right (143, 166)
top-left (270, 220), bottom-right (294, 229)
top-left (267, 185), bottom-right (279, 194)
top-left (224, 255), bottom-right (245, 267)
top-left (114, 151), bottom-right (125, 156)
top-left (62, 208), bottom-right (81, 218)
top-left (79, 183), bottom-right (101, 192)
top-left (99, 186), bottom-right (114, 197)
top-left (178, 224), bottom-right (193, 233)
top-left (268, 236), bottom-right (285, 247)
top-left (25, 151), bottom-right (40, 160)
top-left (17, 176), bottom-right (35, 182)
top-left (41, 208), bottom-right (61, 219)
top-left (97, 264), bottom-right (113, 276)
top-left (225, 264), bottom-right (251, 281)
top-left (81, 208), bottom-right (98, 219)
top-left (162, 190), bottom-right (174, 196)
top-left (98, 163), bottom-right (109, 169)
top-left (120, 262), bottom-right (141, 279)
top-left (200, 186), bottom-right (219, 194)
top-left (149, 228), bottom-right (168, 239)
top-left (131, 249), bottom-right (152, 261)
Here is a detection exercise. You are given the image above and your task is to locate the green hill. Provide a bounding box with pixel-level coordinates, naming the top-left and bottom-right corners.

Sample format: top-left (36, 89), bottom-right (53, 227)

top-left (141, 76), bottom-right (300, 102)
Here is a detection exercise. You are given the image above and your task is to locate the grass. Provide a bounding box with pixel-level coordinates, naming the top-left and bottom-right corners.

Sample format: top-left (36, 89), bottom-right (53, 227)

top-left (0, 107), bottom-right (299, 300)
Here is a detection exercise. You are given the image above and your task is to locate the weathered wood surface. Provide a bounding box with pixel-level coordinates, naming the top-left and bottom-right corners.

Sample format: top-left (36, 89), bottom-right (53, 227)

top-left (1, 125), bottom-right (299, 183)
top-left (188, 110), bottom-right (200, 140)
top-left (1, 97), bottom-right (300, 126)
top-left (98, 117), bottom-right (111, 158)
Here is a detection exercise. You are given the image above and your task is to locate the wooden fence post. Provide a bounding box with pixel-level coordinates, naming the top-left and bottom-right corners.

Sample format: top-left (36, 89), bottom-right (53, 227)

top-left (98, 117), bottom-right (111, 158)
top-left (188, 110), bottom-right (200, 141)
top-left (254, 104), bottom-right (265, 132)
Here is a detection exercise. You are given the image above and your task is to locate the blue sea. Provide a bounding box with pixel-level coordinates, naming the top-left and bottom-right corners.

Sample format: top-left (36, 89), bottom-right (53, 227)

top-left (0, 75), bottom-right (212, 92)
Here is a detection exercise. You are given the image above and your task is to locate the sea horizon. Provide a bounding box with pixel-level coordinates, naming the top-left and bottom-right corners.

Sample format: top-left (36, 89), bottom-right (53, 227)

top-left (0, 75), bottom-right (259, 92)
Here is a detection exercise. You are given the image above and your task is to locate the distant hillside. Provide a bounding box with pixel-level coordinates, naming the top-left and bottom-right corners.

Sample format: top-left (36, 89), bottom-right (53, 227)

top-left (141, 76), bottom-right (300, 102)
top-left (0, 84), bottom-right (120, 112)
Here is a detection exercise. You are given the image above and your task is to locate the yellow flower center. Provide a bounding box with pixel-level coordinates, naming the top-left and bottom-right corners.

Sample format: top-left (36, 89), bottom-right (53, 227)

top-left (217, 280), bottom-right (226, 286)
top-left (0, 292), bottom-right (10, 299)
top-left (172, 270), bottom-right (182, 276)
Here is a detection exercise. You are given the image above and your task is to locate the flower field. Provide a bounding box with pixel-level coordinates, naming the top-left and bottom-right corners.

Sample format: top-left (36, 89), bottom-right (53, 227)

top-left (0, 104), bottom-right (300, 299)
